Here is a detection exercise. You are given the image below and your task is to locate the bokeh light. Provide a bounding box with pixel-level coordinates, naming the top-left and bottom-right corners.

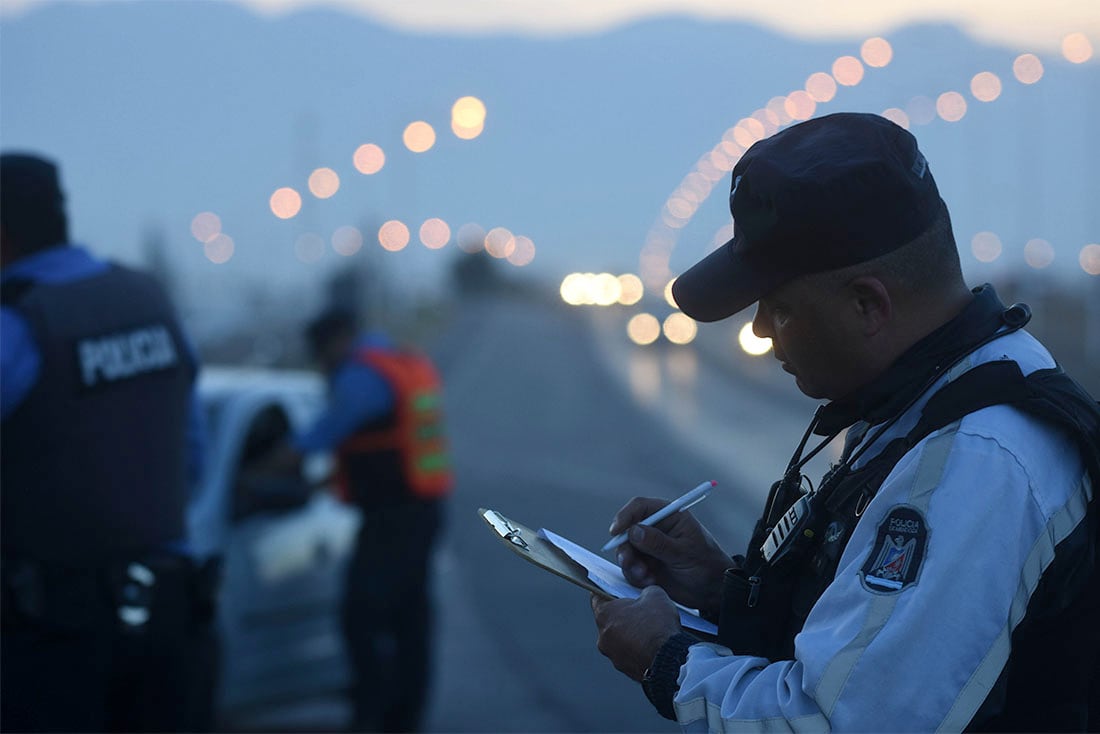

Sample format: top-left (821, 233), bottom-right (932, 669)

top-left (666, 196), bottom-right (695, 220)
top-left (484, 227), bottom-right (516, 259)
top-left (785, 90), bottom-right (816, 121)
top-left (508, 235), bottom-right (536, 266)
top-left (452, 96), bottom-right (486, 125)
top-left (663, 278), bottom-right (678, 308)
top-left (617, 274), bottom-right (644, 305)
top-left (378, 220), bottom-right (410, 252)
top-left (561, 273), bottom-right (588, 306)
top-left (456, 223), bottom-right (486, 253)
top-left (751, 108), bottom-right (779, 136)
top-left (711, 222), bottom-right (736, 252)
top-left (1080, 244), bottom-right (1100, 276)
top-left (627, 313), bottom-right (661, 346)
top-left (403, 121), bottom-right (436, 153)
top-left (860, 37), bottom-right (893, 68)
top-left (832, 55), bottom-right (865, 86)
top-left (679, 172), bottom-right (712, 205)
top-left (738, 321), bottom-right (772, 356)
top-left (936, 91), bottom-right (967, 122)
top-left (767, 96), bottom-right (792, 126)
top-left (332, 226), bottom-right (364, 257)
top-left (353, 143), bottom-right (385, 174)
top-left (452, 120), bottom-right (485, 140)
top-left (190, 212), bottom-right (221, 243)
top-left (308, 167), bottom-right (340, 199)
top-left (591, 273), bottom-right (622, 306)
top-left (733, 117), bottom-right (766, 149)
top-left (294, 232), bottom-right (325, 263)
top-left (805, 72), bottom-right (837, 103)
top-left (906, 96), bottom-right (937, 126)
top-left (1062, 33), bottom-right (1093, 64)
top-left (881, 108), bottom-right (910, 129)
top-left (419, 218), bottom-right (451, 249)
top-left (1023, 238), bottom-right (1054, 269)
top-left (204, 233), bottom-right (234, 264)
top-left (269, 187), bottom-right (302, 219)
top-left (970, 72), bottom-right (1003, 102)
top-left (663, 313), bottom-right (697, 345)
top-left (972, 231), bottom-right (1003, 263)
top-left (1013, 54), bottom-right (1044, 84)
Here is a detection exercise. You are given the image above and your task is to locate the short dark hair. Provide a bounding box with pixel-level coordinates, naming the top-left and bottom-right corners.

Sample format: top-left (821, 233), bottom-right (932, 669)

top-left (305, 308), bottom-right (358, 357)
top-left (1, 152), bottom-right (69, 252)
top-left (815, 204), bottom-right (963, 296)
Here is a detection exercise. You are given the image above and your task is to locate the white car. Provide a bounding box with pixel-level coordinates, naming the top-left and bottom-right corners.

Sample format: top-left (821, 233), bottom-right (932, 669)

top-left (188, 367), bottom-right (360, 724)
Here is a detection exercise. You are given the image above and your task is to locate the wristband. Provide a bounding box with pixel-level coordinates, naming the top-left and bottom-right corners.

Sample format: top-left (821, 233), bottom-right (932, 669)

top-left (642, 632), bottom-right (698, 721)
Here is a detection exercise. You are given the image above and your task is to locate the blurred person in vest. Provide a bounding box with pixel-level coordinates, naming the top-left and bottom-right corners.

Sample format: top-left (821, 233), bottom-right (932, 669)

top-left (0, 152), bottom-right (214, 732)
top-left (268, 307), bottom-right (452, 732)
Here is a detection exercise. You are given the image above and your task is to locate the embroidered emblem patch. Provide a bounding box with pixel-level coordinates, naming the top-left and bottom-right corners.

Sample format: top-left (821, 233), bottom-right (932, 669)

top-left (860, 505), bottom-right (927, 592)
top-left (824, 521), bottom-right (844, 544)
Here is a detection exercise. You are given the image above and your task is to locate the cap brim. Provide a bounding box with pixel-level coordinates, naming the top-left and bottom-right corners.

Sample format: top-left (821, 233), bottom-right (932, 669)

top-left (671, 237), bottom-right (781, 322)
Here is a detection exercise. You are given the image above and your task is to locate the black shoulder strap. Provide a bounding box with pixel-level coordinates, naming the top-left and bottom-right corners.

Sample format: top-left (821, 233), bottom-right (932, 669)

top-left (914, 360), bottom-right (1100, 481)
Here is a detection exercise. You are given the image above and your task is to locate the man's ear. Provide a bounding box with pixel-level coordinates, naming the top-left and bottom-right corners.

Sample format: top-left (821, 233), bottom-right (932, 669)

top-left (847, 276), bottom-right (892, 336)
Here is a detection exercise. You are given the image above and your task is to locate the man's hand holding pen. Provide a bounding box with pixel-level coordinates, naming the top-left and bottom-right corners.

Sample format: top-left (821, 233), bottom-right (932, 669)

top-left (608, 496), bottom-right (731, 619)
top-left (592, 487), bottom-right (733, 680)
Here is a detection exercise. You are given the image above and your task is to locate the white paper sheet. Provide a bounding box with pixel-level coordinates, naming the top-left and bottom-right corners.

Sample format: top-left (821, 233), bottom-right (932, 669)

top-left (538, 528), bottom-right (718, 636)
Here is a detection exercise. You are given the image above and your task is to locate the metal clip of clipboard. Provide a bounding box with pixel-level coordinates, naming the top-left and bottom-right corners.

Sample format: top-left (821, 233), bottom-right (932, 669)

top-left (484, 509), bottom-right (529, 550)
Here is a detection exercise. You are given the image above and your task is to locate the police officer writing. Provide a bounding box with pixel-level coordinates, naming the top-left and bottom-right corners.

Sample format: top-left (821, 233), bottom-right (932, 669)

top-left (264, 308), bottom-right (452, 733)
top-left (590, 114), bottom-right (1099, 731)
top-left (1, 153), bottom-right (211, 732)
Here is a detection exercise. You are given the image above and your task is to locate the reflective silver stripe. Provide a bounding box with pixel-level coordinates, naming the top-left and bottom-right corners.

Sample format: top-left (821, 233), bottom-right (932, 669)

top-left (673, 695), bottom-right (706, 727)
top-left (674, 696), bottom-right (831, 732)
top-left (937, 471), bottom-right (1093, 731)
top-left (815, 427), bottom-right (958, 715)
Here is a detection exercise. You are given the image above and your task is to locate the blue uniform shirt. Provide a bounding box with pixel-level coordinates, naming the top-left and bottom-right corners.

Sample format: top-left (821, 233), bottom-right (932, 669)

top-left (293, 333), bottom-right (397, 454)
top-left (1, 245), bottom-right (207, 487)
top-left (670, 329), bottom-right (1090, 731)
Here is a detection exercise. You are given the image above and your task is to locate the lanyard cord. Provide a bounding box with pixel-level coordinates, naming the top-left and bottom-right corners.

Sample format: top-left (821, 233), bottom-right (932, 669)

top-left (764, 406), bottom-right (844, 523)
top-left (773, 309), bottom-right (1030, 514)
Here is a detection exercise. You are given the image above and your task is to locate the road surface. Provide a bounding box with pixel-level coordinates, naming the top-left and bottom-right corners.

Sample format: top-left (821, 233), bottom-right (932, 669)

top-left (419, 294), bottom-right (835, 732)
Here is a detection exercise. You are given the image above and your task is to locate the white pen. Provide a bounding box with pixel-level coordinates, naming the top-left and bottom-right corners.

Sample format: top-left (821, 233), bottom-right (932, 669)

top-left (601, 480), bottom-right (717, 552)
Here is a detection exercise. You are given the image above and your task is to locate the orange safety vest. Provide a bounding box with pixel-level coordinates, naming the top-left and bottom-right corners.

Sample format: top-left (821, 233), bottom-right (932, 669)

top-left (335, 346), bottom-right (453, 503)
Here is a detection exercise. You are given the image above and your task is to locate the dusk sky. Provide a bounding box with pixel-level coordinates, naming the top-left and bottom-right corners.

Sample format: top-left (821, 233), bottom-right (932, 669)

top-left (2, 1), bottom-right (1097, 335)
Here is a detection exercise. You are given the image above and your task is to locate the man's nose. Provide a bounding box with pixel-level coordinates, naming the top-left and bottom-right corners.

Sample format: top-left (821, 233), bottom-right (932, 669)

top-left (751, 305), bottom-right (772, 339)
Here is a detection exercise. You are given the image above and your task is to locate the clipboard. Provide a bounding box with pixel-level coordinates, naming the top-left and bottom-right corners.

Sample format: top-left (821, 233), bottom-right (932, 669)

top-left (478, 507), bottom-right (613, 599)
top-left (479, 507), bottom-right (719, 636)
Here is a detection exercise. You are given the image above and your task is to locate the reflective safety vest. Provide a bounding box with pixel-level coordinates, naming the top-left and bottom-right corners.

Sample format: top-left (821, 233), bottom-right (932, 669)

top-left (335, 347), bottom-right (453, 508)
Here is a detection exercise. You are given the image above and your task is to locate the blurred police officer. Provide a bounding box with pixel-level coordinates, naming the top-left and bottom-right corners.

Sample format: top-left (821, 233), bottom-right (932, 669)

top-left (1, 152), bottom-right (211, 732)
top-left (263, 307), bottom-right (451, 733)
top-left (590, 114), bottom-right (1099, 730)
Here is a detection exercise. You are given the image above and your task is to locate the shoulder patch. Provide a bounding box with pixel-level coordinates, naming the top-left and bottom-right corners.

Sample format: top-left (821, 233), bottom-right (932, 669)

top-left (860, 505), bottom-right (928, 593)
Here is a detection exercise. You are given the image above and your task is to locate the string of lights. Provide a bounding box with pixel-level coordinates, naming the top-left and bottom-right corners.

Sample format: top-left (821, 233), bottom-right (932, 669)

top-left (189, 95), bottom-right (538, 269)
top-left (563, 30), bottom-right (1096, 350)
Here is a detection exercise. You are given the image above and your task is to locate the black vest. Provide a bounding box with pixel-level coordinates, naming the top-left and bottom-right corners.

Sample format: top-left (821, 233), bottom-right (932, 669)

top-left (2, 264), bottom-right (195, 565)
top-left (341, 408), bottom-right (411, 512)
top-left (716, 361), bottom-right (1099, 731)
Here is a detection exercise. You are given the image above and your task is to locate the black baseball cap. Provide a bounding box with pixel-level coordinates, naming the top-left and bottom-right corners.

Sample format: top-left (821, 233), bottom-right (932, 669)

top-left (1, 152), bottom-right (67, 240)
top-left (672, 113), bottom-right (944, 322)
